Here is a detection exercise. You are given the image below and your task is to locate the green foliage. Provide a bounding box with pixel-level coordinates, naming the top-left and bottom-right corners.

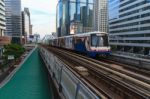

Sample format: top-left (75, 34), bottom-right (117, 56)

top-left (3, 44), bottom-right (25, 60)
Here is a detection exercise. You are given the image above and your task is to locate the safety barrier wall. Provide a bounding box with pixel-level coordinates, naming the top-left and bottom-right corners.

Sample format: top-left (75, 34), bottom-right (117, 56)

top-left (111, 54), bottom-right (150, 70)
top-left (39, 47), bottom-right (100, 99)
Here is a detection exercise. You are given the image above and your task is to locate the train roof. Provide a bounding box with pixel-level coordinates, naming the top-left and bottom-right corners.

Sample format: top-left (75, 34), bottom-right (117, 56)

top-left (58, 31), bottom-right (108, 38)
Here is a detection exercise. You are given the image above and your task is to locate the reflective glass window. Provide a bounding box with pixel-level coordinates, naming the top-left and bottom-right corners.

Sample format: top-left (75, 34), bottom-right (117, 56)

top-left (69, 3), bottom-right (76, 21)
top-left (88, 0), bottom-right (93, 3)
top-left (80, 0), bottom-right (87, 3)
top-left (109, 0), bottom-right (119, 20)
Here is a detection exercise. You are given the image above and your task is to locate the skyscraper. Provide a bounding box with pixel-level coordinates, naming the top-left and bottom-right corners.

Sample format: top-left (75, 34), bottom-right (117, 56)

top-left (109, 0), bottom-right (150, 56)
top-left (93, 0), bottom-right (108, 32)
top-left (29, 24), bottom-right (33, 35)
top-left (0, 0), bottom-right (8, 57)
top-left (0, 0), bottom-right (6, 36)
top-left (22, 8), bottom-right (32, 44)
top-left (4, 0), bottom-right (22, 44)
top-left (56, 0), bottom-right (94, 37)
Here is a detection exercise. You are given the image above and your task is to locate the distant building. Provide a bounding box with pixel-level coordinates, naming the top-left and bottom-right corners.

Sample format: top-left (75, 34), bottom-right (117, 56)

top-left (93, 0), bottom-right (108, 32)
top-left (29, 24), bottom-right (33, 35)
top-left (33, 34), bottom-right (40, 43)
top-left (109, 0), bottom-right (150, 56)
top-left (52, 32), bottom-right (57, 38)
top-left (22, 8), bottom-right (32, 44)
top-left (56, 0), bottom-right (94, 37)
top-left (4, 0), bottom-right (22, 44)
top-left (42, 34), bottom-right (55, 44)
top-left (28, 35), bottom-right (34, 43)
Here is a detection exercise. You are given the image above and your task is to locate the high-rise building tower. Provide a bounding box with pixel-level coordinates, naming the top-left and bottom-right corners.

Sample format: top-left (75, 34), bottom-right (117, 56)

top-left (0, 0), bottom-right (6, 36)
top-left (29, 24), bottom-right (32, 35)
top-left (93, 0), bottom-right (108, 32)
top-left (22, 8), bottom-right (32, 44)
top-left (4, 0), bottom-right (22, 44)
top-left (56, 0), bottom-right (94, 37)
top-left (109, 0), bottom-right (150, 56)
top-left (0, 0), bottom-right (10, 57)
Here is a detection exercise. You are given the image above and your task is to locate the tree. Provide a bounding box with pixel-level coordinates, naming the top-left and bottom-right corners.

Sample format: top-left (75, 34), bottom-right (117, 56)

top-left (3, 44), bottom-right (25, 60)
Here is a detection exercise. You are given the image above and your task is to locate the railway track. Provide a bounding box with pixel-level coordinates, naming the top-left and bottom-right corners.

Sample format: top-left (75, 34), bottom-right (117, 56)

top-left (41, 45), bottom-right (150, 99)
top-left (73, 55), bottom-right (150, 85)
top-left (99, 58), bottom-right (150, 77)
top-left (48, 46), bottom-right (150, 84)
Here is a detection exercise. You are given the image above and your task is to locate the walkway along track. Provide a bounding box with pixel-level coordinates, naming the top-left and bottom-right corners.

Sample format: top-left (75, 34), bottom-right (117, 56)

top-left (42, 45), bottom-right (150, 99)
top-left (0, 47), bottom-right (52, 99)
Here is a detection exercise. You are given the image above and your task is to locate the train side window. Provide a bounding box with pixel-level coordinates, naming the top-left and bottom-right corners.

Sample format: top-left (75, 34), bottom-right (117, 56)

top-left (76, 38), bottom-right (82, 43)
top-left (102, 35), bottom-right (109, 46)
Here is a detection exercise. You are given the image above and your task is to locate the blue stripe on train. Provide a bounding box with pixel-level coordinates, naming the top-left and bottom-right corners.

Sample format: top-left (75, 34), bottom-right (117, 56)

top-left (87, 51), bottom-right (111, 57)
top-left (74, 42), bottom-right (86, 53)
top-left (74, 42), bottom-right (111, 57)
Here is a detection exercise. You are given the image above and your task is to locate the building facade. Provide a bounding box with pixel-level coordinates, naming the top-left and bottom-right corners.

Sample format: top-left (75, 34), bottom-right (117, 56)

top-left (4, 0), bottom-right (22, 44)
top-left (0, 0), bottom-right (6, 57)
top-left (0, 0), bottom-right (6, 36)
top-left (57, 0), bottom-right (94, 37)
top-left (93, 0), bottom-right (108, 32)
top-left (22, 8), bottom-right (32, 44)
top-left (29, 24), bottom-right (32, 35)
top-left (109, 0), bottom-right (150, 56)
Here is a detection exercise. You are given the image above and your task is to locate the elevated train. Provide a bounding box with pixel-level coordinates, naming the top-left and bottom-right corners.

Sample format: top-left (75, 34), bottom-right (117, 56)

top-left (49, 32), bottom-right (111, 57)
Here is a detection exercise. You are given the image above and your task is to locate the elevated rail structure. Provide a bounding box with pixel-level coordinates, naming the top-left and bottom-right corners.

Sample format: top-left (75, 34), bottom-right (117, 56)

top-left (40, 45), bottom-right (150, 99)
top-left (40, 47), bottom-right (101, 99)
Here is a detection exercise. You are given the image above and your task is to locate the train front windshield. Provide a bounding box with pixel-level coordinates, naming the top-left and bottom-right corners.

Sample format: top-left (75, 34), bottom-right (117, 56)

top-left (91, 34), bottom-right (109, 47)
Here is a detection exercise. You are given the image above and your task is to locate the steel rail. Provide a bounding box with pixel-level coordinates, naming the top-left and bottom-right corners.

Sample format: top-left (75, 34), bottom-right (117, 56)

top-left (41, 45), bottom-right (150, 98)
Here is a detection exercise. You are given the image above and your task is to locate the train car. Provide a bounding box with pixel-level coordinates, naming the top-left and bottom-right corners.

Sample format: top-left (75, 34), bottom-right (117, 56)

top-left (49, 32), bottom-right (111, 57)
top-left (73, 32), bottom-right (111, 57)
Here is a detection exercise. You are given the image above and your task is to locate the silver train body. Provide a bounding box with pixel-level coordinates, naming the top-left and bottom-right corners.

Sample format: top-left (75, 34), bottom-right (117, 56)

top-left (49, 32), bottom-right (111, 57)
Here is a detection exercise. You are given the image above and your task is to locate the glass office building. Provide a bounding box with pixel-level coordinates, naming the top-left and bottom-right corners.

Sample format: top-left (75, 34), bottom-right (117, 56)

top-left (4, 0), bottom-right (22, 44)
top-left (57, 0), bottom-right (94, 37)
top-left (109, 0), bottom-right (150, 56)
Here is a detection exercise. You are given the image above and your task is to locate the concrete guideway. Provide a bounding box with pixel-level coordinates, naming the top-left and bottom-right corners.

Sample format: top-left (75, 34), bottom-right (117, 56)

top-left (40, 46), bottom-right (100, 99)
top-left (0, 48), bottom-right (52, 99)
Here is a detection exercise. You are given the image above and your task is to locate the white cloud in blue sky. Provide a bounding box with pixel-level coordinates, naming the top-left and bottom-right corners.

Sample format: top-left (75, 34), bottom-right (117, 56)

top-left (21, 0), bottom-right (57, 37)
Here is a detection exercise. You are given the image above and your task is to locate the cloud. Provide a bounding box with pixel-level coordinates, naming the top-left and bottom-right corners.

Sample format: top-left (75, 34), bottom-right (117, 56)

top-left (21, 0), bottom-right (57, 38)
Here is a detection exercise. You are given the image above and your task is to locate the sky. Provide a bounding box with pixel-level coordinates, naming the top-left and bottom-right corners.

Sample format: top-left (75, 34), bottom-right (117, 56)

top-left (22, 0), bottom-right (57, 38)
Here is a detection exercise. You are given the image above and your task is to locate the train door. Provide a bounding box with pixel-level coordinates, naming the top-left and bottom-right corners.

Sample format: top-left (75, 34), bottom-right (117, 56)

top-left (58, 38), bottom-right (61, 47)
top-left (74, 36), bottom-right (86, 53)
top-left (65, 37), bottom-right (69, 49)
top-left (85, 36), bottom-right (90, 51)
top-left (69, 37), bottom-right (73, 50)
top-left (61, 38), bottom-right (65, 48)
top-left (65, 37), bottom-right (72, 49)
